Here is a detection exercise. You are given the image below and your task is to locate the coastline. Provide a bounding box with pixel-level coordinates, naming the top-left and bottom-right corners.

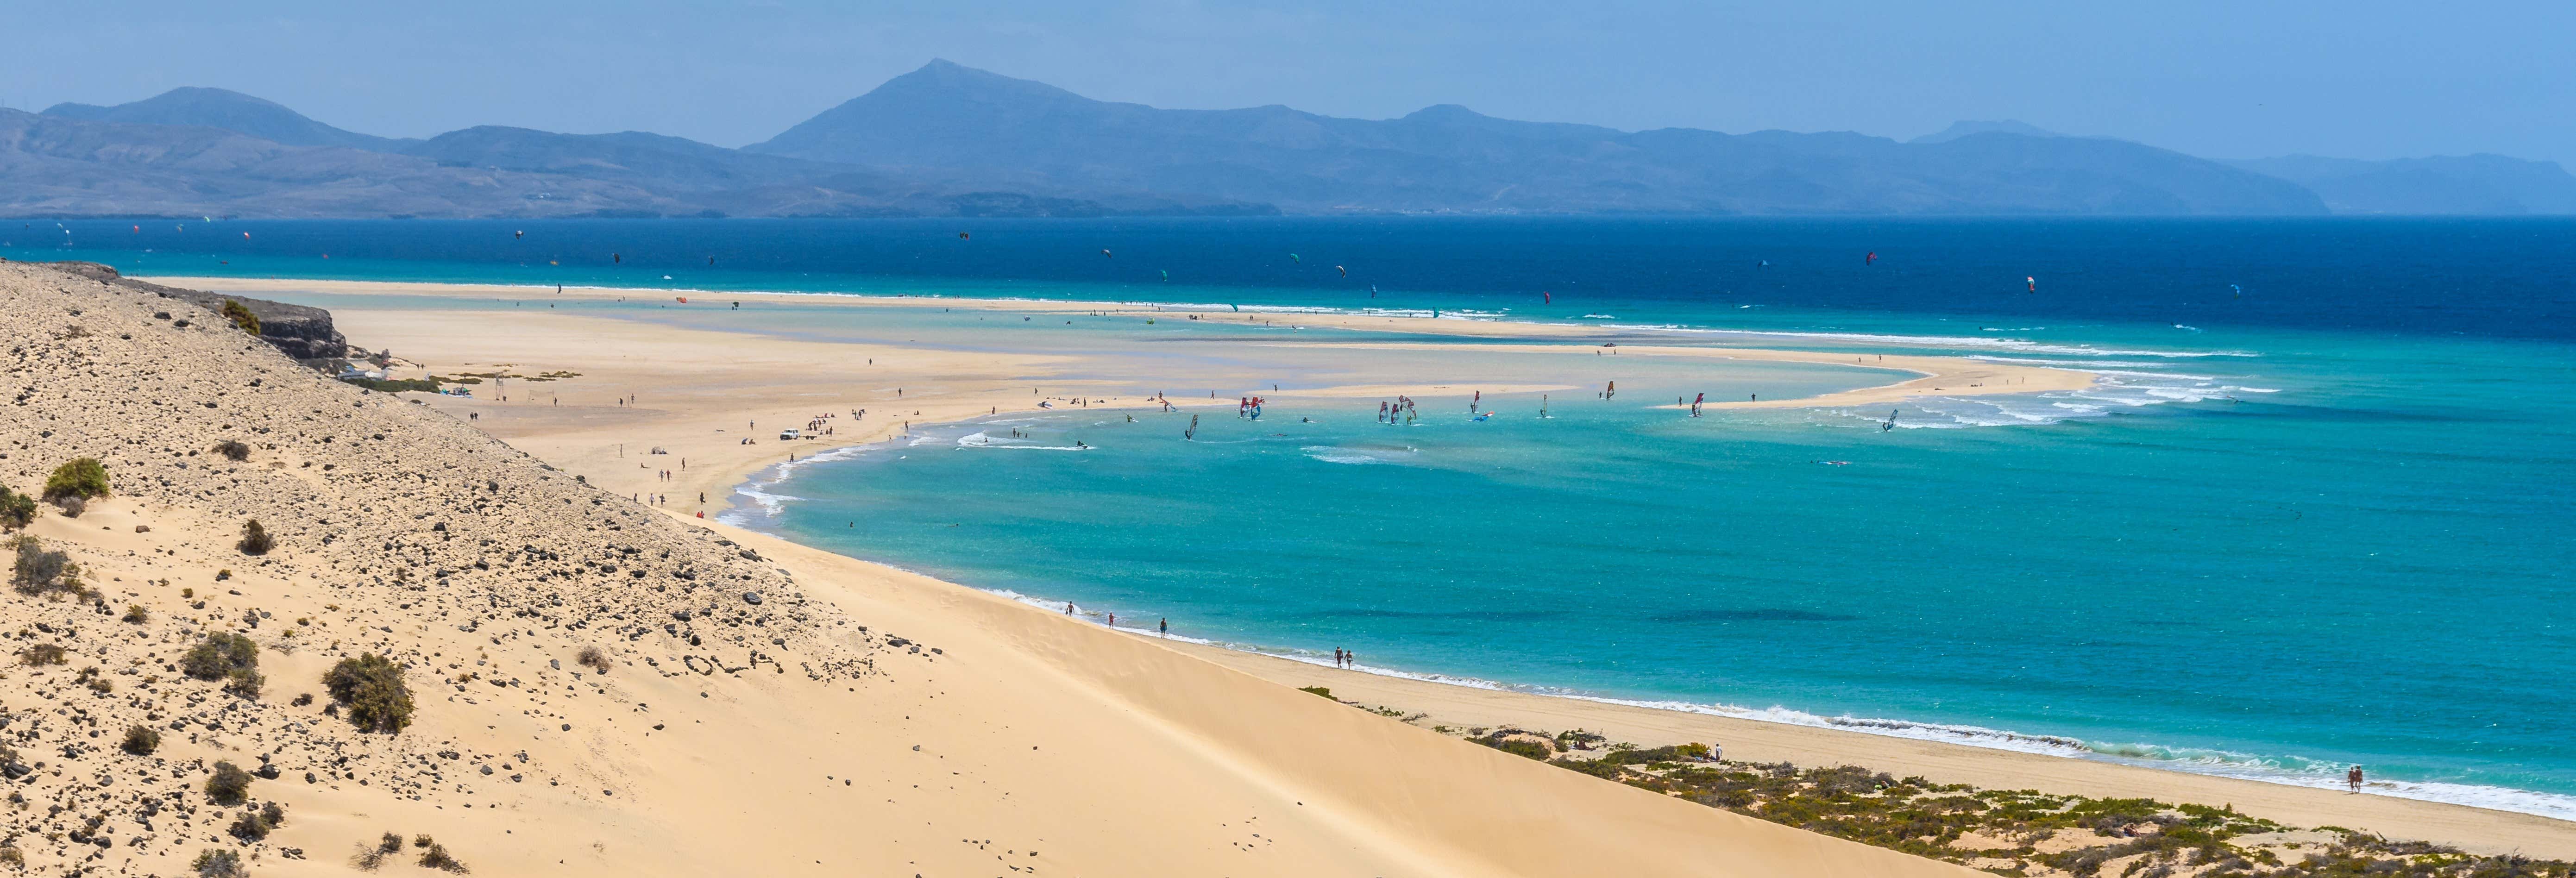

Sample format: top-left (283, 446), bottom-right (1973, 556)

top-left (142, 272), bottom-right (2576, 857)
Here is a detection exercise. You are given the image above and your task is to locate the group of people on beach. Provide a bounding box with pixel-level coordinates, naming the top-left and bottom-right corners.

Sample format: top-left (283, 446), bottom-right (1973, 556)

top-left (1062, 602), bottom-right (1171, 638)
top-left (1333, 648), bottom-right (1357, 669)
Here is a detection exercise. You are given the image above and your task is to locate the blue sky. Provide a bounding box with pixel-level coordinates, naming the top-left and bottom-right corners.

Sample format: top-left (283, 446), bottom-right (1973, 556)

top-left (5, 0), bottom-right (2568, 163)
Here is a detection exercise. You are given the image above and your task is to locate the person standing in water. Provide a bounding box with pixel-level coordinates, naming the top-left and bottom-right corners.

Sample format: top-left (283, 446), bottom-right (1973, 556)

top-left (2348, 765), bottom-right (2364, 793)
top-left (1159, 618), bottom-right (1168, 638)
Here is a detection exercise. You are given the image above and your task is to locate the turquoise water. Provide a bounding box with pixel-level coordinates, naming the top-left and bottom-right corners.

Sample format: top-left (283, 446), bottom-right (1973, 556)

top-left (18, 218), bottom-right (2576, 819)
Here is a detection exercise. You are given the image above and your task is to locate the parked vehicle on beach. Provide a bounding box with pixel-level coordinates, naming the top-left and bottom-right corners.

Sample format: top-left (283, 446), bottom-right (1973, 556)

top-left (779, 428), bottom-right (801, 440)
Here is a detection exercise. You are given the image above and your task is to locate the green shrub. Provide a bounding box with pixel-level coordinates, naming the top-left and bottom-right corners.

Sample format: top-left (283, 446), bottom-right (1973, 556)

top-left (325, 652), bottom-right (415, 733)
top-left (238, 519), bottom-right (273, 555)
top-left (42, 458), bottom-right (109, 502)
top-left (213, 440), bottom-right (251, 461)
top-left (0, 486), bottom-right (33, 531)
top-left (192, 847), bottom-right (245, 878)
top-left (220, 299), bottom-right (261, 335)
top-left (223, 667), bottom-right (265, 699)
top-left (182, 632), bottom-right (259, 681)
top-left (1618, 742), bottom-right (1715, 764)
top-left (206, 760), bottom-right (252, 805)
top-left (123, 603), bottom-right (149, 623)
top-left (1297, 686), bottom-right (1334, 700)
top-left (121, 724), bottom-right (161, 755)
top-left (338, 376), bottom-right (440, 393)
top-left (226, 809), bottom-right (270, 841)
top-left (10, 535), bottom-right (85, 597)
top-left (16, 643), bottom-right (66, 666)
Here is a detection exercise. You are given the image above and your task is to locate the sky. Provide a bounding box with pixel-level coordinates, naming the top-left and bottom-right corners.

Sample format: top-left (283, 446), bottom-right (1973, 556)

top-left (4, 0), bottom-right (2569, 164)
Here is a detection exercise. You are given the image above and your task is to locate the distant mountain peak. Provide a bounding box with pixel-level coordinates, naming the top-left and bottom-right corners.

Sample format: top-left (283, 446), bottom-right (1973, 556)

top-left (871, 59), bottom-right (1090, 104)
top-left (1911, 119), bottom-right (2065, 144)
top-left (41, 86), bottom-right (404, 151)
top-left (1406, 104), bottom-right (1489, 119)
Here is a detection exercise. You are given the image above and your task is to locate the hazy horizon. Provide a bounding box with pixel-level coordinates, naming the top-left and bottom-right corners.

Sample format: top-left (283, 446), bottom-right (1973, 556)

top-left (5, 1), bottom-right (2569, 165)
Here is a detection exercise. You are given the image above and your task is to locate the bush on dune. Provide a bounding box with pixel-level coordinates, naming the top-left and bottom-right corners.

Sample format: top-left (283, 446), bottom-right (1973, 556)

top-left (325, 652), bottom-right (415, 733)
top-left (42, 458), bottom-right (109, 503)
top-left (9, 535), bottom-right (89, 599)
top-left (205, 760), bottom-right (252, 805)
top-left (0, 486), bottom-right (34, 531)
top-left (237, 519), bottom-right (273, 555)
top-left (182, 632), bottom-right (260, 681)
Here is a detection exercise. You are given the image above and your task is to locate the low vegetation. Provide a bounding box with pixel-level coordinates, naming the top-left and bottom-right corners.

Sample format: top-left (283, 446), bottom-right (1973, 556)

top-left (213, 439), bottom-right (251, 461)
top-left (576, 645), bottom-right (613, 674)
top-left (192, 847), bottom-right (246, 878)
top-left (182, 632), bottom-right (264, 697)
top-left (219, 299), bottom-right (261, 334)
top-left (1455, 727), bottom-right (2576, 878)
top-left (238, 518), bottom-right (274, 555)
top-left (41, 457), bottom-right (110, 502)
top-left (226, 801), bottom-right (288, 841)
top-left (121, 724), bottom-right (161, 755)
top-left (325, 652), bottom-right (416, 733)
top-left (10, 535), bottom-right (92, 599)
top-left (338, 376), bottom-right (440, 393)
top-left (353, 832), bottom-right (406, 871)
top-left (16, 642), bottom-right (67, 666)
top-left (205, 760), bottom-right (253, 805)
top-left (0, 484), bottom-right (34, 530)
top-left (416, 834), bottom-right (471, 874)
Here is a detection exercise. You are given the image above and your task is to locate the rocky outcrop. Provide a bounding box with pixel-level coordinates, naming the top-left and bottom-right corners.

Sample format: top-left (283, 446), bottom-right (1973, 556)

top-left (30, 261), bottom-right (349, 361)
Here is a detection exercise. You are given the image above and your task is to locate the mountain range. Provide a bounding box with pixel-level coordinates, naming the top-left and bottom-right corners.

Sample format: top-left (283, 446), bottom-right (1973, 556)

top-left (6, 60), bottom-right (2570, 219)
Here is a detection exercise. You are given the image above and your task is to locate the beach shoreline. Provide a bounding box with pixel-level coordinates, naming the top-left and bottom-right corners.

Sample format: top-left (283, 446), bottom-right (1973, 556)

top-left (138, 272), bottom-right (2576, 858)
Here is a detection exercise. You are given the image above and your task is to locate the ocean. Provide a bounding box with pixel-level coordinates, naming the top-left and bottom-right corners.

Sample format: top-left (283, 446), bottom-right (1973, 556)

top-left (13, 216), bottom-right (2575, 818)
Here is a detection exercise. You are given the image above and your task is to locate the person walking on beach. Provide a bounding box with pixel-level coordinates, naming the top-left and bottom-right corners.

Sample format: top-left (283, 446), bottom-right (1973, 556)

top-left (2348, 765), bottom-right (2364, 793)
top-left (1334, 648), bottom-right (1344, 667)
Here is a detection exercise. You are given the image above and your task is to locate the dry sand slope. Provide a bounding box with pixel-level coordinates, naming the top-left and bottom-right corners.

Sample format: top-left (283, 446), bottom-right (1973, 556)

top-left (0, 265), bottom-right (1976, 874)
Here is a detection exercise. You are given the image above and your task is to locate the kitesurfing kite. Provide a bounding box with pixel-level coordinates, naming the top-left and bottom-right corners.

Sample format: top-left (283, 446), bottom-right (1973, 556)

top-left (957, 232), bottom-right (970, 239)
top-left (1289, 253), bottom-right (1301, 264)
top-left (1335, 265), bottom-right (1347, 277)
top-left (1866, 251), bottom-right (1877, 265)
top-left (1544, 291), bottom-right (1552, 304)
top-left (2026, 276), bottom-right (2037, 293)
top-left (612, 253), bottom-right (621, 263)
top-left (1100, 249), bottom-right (1113, 259)
top-left (2231, 284), bottom-right (2243, 298)
top-left (514, 230), bottom-right (524, 240)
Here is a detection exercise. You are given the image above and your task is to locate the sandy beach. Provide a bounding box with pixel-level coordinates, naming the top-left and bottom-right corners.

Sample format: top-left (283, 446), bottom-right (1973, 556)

top-left (6, 265), bottom-right (2560, 876)
top-left (153, 275), bottom-right (2576, 859)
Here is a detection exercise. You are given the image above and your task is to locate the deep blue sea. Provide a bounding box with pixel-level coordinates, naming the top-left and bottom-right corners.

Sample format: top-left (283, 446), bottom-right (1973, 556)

top-left (12, 217), bottom-right (2574, 818)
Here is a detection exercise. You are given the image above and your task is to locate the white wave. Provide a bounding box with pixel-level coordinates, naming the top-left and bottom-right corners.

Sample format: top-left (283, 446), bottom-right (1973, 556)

top-left (1301, 444), bottom-right (1419, 465)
